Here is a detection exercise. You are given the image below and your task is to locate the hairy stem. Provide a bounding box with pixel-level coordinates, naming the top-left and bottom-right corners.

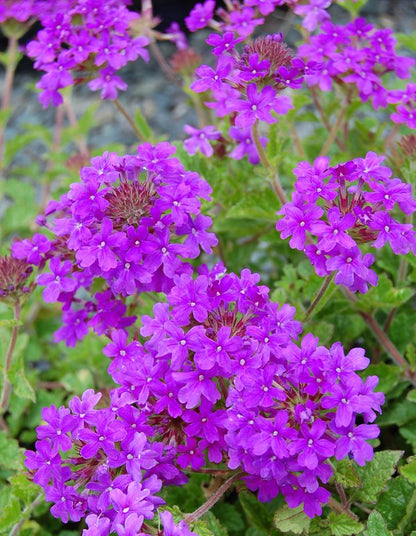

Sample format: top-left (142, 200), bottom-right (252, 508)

top-left (113, 99), bottom-right (146, 142)
top-left (0, 301), bottom-right (22, 417)
top-left (359, 311), bottom-right (411, 373)
top-left (251, 120), bottom-right (288, 206)
top-left (303, 272), bottom-right (335, 322)
top-left (184, 471), bottom-right (243, 524)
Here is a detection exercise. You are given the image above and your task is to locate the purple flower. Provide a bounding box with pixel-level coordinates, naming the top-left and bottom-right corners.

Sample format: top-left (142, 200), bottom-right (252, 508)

top-left (37, 258), bottom-right (76, 302)
top-left (183, 125), bottom-right (221, 157)
top-left (233, 83), bottom-right (279, 128)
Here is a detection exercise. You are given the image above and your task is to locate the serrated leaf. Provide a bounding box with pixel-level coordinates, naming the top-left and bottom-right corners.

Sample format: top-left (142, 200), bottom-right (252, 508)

top-left (0, 494), bottom-right (21, 531)
top-left (273, 505), bottom-right (311, 534)
top-left (332, 459), bottom-right (360, 488)
top-left (327, 512), bottom-right (363, 536)
top-left (201, 512), bottom-right (228, 536)
top-left (400, 456), bottom-right (416, 483)
top-left (0, 431), bottom-right (25, 470)
top-left (7, 334), bottom-right (35, 403)
top-left (355, 274), bottom-right (414, 312)
top-left (353, 450), bottom-right (403, 503)
top-left (376, 476), bottom-right (416, 531)
top-left (8, 473), bottom-right (39, 504)
top-left (226, 190), bottom-right (278, 222)
top-left (363, 511), bottom-right (391, 536)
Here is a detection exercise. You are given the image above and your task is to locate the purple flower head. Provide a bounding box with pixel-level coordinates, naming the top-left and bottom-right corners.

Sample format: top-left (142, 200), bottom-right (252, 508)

top-left (277, 153), bottom-right (416, 292)
top-left (183, 125), bottom-right (221, 157)
top-left (25, 143), bottom-right (217, 346)
top-left (26, 1), bottom-right (149, 106)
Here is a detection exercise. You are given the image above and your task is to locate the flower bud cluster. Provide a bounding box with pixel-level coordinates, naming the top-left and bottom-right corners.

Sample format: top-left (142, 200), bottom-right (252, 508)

top-left (26, 264), bottom-right (384, 525)
top-left (25, 0), bottom-right (149, 107)
top-left (276, 152), bottom-right (416, 292)
top-left (12, 143), bottom-right (217, 347)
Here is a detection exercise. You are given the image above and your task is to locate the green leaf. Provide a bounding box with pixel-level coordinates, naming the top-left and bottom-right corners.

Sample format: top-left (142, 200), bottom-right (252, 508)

top-left (213, 503), bottom-right (245, 535)
top-left (377, 399), bottom-right (416, 427)
top-left (363, 511), bottom-right (392, 536)
top-left (7, 334), bottom-right (35, 402)
top-left (240, 491), bottom-right (273, 532)
top-left (8, 473), bottom-right (39, 504)
top-left (355, 274), bottom-right (414, 312)
top-left (352, 450), bottom-right (403, 503)
top-left (400, 423), bottom-right (416, 450)
top-left (331, 459), bottom-right (360, 488)
top-left (226, 190), bottom-right (278, 222)
top-left (327, 512), bottom-right (363, 536)
top-left (201, 512), bottom-right (228, 536)
top-left (0, 493), bottom-right (21, 531)
top-left (360, 364), bottom-right (401, 397)
top-left (0, 431), bottom-right (25, 470)
top-left (134, 106), bottom-right (154, 142)
top-left (273, 505), bottom-right (311, 534)
top-left (376, 476), bottom-right (416, 531)
top-left (396, 32), bottom-right (416, 53)
top-left (61, 369), bottom-right (94, 394)
top-left (400, 456), bottom-right (416, 483)
top-left (407, 390), bottom-right (416, 403)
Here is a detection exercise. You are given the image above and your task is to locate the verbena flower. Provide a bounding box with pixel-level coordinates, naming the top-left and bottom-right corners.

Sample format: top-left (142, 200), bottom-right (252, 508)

top-left (26, 264), bottom-right (384, 524)
top-left (276, 152), bottom-right (416, 292)
top-left (25, 0), bottom-right (150, 106)
top-left (13, 143), bottom-right (217, 347)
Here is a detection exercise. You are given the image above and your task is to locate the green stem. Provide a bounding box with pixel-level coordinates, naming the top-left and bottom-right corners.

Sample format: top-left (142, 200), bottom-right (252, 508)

top-left (309, 86), bottom-right (346, 152)
top-left (303, 272), bottom-right (335, 322)
top-left (251, 120), bottom-right (288, 206)
top-left (184, 471), bottom-right (243, 524)
top-left (0, 301), bottom-right (21, 417)
top-left (319, 92), bottom-right (350, 155)
top-left (113, 99), bottom-right (146, 142)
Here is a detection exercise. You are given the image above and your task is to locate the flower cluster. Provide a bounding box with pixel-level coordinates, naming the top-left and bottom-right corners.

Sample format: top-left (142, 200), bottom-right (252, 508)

top-left (187, 32), bottom-right (301, 164)
top-left (26, 264), bottom-right (383, 522)
top-left (298, 17), bottom-right (415, 117)
top-left (0, 254), bottom-right (34, 305)
top-left (12, 142), bottom-right (217, 347)
top-left (0, 0), bottom-right (42, 24)
top-left (25, 390), bottom-right (191, 536)
top-left (276, 151), bottom-right (416, 292)
top-left (25, 0), bottom-right (149, 107)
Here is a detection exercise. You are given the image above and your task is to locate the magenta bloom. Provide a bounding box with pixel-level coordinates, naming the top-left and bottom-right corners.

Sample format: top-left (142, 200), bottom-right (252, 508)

top-left (183, 124), bottom-right (221, 157)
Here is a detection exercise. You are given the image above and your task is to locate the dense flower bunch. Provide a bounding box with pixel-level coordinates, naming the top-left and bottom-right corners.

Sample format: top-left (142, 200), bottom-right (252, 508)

top-left (0, 0), bottom-right (42, 24)
top-left (12, 142), bottom-right (217, 346)
top-left (26, 264), bottom-right (383, 524)
top-left (276, 151), bottom-right (416, 292)
top-left (298, 17), bottom-right (415, 120)
top-left (25, 0), bottom-right (149, 107)
top-left (25, 390), bottom-right (193, 535)
top-left (188, 32), bottom-right (301, 163)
